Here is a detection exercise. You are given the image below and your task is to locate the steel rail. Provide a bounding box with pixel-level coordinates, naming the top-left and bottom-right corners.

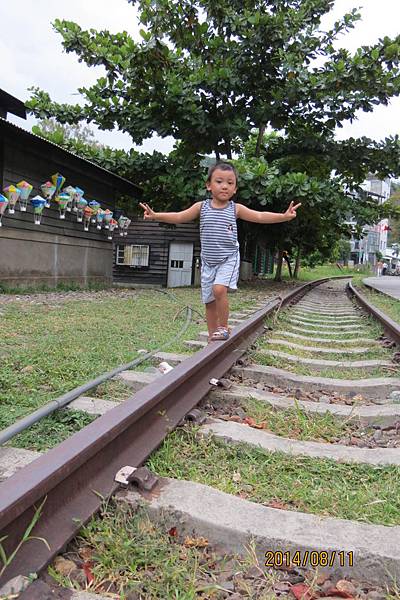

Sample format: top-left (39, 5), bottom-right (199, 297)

top-left (347, 281), bottom-right (400, 346)
top-left (0, 276), bottom-right (350, 585)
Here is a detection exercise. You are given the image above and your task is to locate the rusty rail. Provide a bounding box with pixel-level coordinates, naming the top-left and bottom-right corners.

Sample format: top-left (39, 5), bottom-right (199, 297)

top-left (0, 276), bottom-right (350, 584)
top-left (347, 281), bottom-right (400, 347)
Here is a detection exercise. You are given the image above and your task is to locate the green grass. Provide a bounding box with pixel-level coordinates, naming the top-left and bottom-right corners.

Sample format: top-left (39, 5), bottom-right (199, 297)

top-left (148, 428), bottom-right (400, 526)
top-left (217, 396), bottom-right (357, 442)
top-left (0, 280), bottom-right (109, 294)
top-left (264, 263), bottom-right (372, 283)
top-left (50, 502), bottom-right (273, 599)
top-left (358, 283), bottom-right (400, 325)
top-left (9, 410), bottom-right (96, 452)
top-left (256, 342), bottom-right (389, 361)
top-left (0, 283), bottom-right (287, 448)
top-left (252, 351), bottom-right (397, 379)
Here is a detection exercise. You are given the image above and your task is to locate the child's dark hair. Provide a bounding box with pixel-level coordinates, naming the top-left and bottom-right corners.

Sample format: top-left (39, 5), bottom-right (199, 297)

top-left (206, 161), bottom-right (238, 183)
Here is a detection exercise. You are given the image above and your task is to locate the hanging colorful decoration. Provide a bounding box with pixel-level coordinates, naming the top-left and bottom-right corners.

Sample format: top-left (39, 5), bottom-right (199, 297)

top-left (57, 193), bottom-right (70, 219)
top-left (96, 209), bottom-right (105, 230)
top-left (31, 196), bottom-right (46, 225)
top-left (118, 215), bottom-right (128, 236)
top-left (0, 194), bottom-right (9, 226)
top-left (107, 218), bottom-right (118, 240)
top-left (16, 181), bottom-right (33, 211)
top-left (63, 186), bottom-right (76, 212)
top-left (72, 187), bottom-right (84, 213)
top-left (103, 209), bottom-right (113, 229)
top-left (76, 197), bottom-right (87, 222)
top-left (40, 181), bottom-right (57, 208)
top-left (51, 173), bottom-right (66, 198)
top-left (88, 201), bottom-right (101, 223)
top-left (3, 185), bottom-right (20, 214)
top-left (83, 206), bottom-right (93, 231)
top-left (123, 218), bottom-right (131, 236)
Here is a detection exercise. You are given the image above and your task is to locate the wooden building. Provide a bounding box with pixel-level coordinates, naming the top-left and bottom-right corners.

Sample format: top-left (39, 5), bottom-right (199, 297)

top-left (113, 219), bottom-right (201, 288)
top-left (0, 90), bottom-right (142, 288)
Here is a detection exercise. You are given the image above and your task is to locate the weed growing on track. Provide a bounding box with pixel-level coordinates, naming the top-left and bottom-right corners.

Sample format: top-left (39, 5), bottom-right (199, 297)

top-left (10, 410), bottom-right (95, 452)
top-left (252, 352), bottom-right (398, 379)
top-left (50, 501), bottom-right (274, 599)
top-left (148, 428), bottom-right (400, 526)
top-left (222, 397), bottom-right (357, 442)
top-left (357, 283), bottom-right (400, 325)
top-left (255, 340), bottom-right (389, 361)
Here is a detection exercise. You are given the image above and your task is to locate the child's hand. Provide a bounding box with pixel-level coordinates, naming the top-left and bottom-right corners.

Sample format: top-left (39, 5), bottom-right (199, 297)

top-left (140, 202), bottom-right (156, 220)
top-left (284, 201), bottom-right (302, 220)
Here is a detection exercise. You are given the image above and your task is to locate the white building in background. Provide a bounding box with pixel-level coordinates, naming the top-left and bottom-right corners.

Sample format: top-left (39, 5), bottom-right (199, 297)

top-left (349, 175), bottom-right (391, 265)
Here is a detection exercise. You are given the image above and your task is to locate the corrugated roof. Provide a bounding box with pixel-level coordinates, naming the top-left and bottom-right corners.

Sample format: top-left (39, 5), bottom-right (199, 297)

top-left (0, 116), bottom-right (142, 196)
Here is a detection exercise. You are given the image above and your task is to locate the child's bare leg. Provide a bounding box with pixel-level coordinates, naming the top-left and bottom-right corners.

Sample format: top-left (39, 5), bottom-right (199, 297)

top-left (205, 300), bottom-right (219, 340)
top-left (213, 284), bottom-right (229, 329)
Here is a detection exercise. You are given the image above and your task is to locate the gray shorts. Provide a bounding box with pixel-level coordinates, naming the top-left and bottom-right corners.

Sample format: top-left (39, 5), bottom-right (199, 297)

top-left (201, 253), bottom-right (240, 304)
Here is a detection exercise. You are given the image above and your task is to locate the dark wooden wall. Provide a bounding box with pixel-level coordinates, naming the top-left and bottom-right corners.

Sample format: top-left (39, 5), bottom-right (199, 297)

top-left (113, 220), bottom-right (201, 287)
top-left (1, 126), bottom-right (127, 239)
top-left (0, 119), bottom-right (141, 287)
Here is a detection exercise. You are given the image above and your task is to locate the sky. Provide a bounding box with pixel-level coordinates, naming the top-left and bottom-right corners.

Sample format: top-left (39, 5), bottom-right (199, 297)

top-left (1, 0), bottom-right (399, 155)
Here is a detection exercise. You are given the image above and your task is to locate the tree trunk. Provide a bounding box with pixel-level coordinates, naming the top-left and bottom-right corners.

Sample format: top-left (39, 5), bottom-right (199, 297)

top-left (225, 139), bottom-right (232, 159)
top-left (215, 149), bottom-right (220, 161)
top-left (274, 249), bottom-right (284, 281)
top-left (294, 245), bottom-right (302, 279)
top-left (283, 253), bottom-right (293, 278)
top-left (255, 124), bottom-right (266, 157)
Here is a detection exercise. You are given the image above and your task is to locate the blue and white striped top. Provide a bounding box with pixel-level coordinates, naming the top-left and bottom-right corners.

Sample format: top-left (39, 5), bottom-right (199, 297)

top-left (200, 199), bottom-right (239, 265)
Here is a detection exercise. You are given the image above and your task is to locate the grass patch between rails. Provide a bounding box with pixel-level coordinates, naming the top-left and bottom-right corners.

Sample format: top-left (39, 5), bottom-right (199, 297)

top-left (256, 341), bottom-right (389, 361)
top-left (265, 332), bottom-right (380, 349)
top-left (50, 502), bottom-right (289, 599)
top-left (148, 428), bottom-right (400, 526)
top-left (215, 396), bottom-right (357, 442)
top-left (9, 410), bottom-right (96, 452)
top-left (251, 351), bottom-right (398, 379)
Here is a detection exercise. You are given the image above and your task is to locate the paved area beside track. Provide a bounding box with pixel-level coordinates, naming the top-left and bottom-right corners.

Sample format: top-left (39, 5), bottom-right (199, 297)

top-left (363, 276), bottom-right (400, 300)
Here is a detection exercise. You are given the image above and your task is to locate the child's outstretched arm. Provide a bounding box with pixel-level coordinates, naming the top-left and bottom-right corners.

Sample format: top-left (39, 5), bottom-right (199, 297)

top-left (140, 201), bottom-right (202, 224)
top-left (236, 201), bottom-right (301, 224)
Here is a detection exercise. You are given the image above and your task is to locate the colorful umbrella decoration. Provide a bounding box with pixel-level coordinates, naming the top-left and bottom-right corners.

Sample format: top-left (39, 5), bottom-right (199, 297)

top-left (96, 209), bottom-right (105, 230)
top-left (0, 194), bottom-right (9, 226)
top-left (3, 185), bottom-right (20, 214)
top-left (123, 218), bottom-right (131, 236)
top-left (72, 187), bottom-right (84, 212)
top-left (118, 215), bottom-right (129, 236)
top-left (31, 196), bottom-right (46, 225)
top-left (57, 193), bottom-right (70, 219)
top-left (107, 218), bottom-right (118, 240)
top-left (63, 186), bottom-right (76, 212)
top-left (88, 201), bottom-right (101, 223)
top-left (76, 197), bottom-right (88, 223)
top-left (40, 181), bottom-right (57, 208)
top-left (103, 209), bottom-right (113, 229)
top-left (51, 173), bottom-right (65, 198)
top-left (16, 181), bottom-right (33, 211)
top-left (83, 206), bottom-right (93, 231)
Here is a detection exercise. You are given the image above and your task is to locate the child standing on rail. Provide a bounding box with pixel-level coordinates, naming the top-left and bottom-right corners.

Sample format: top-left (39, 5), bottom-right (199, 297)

top-left (140, 162), bottom-right (301, 341)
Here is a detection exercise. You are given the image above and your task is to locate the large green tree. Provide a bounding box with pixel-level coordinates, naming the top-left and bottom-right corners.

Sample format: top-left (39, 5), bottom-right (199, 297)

top-left (28, 0), bottom-right (400, 161)
top-left (27, 0), bottom-right (400, 276)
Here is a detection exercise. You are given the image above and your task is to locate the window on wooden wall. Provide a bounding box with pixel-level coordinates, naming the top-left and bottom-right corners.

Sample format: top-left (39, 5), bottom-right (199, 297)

top-left (116, 245), bottom-right (150, 267)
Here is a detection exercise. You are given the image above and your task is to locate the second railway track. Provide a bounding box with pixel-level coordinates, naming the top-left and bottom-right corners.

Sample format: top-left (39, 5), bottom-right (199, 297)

top-left (1, 275), bottom-right (400, 598)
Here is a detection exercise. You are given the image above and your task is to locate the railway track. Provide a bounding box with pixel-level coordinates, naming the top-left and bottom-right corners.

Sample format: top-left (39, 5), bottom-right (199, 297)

top-left (1, 276), bottom-right (400, 599)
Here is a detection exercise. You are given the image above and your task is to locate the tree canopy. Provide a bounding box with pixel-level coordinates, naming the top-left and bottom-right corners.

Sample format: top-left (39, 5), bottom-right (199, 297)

top-left (27, 0), bottom-right (400, 275)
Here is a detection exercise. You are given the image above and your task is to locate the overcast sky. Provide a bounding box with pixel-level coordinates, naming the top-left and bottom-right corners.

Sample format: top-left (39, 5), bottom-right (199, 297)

top-left (1, 0), bottom-right (399, 155)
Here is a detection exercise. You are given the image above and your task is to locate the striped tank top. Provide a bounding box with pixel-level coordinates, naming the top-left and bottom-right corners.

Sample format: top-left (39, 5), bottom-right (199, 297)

top-left (200, 199), bottom-right (239, 265)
